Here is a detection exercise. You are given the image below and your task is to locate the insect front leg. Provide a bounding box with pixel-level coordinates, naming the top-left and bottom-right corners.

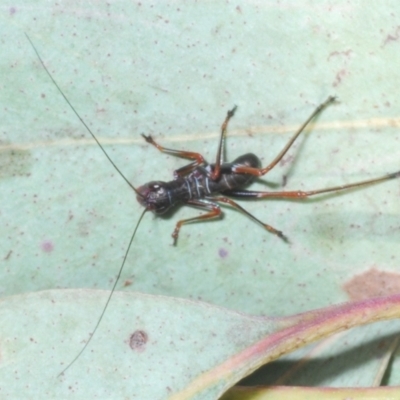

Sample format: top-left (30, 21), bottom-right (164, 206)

top-left (141, 105), bottom-right (237, 180)
top-left (233, 96), bottom-right (336, 177)
top-left (172, 199), bottom-right (222, 245)
top-left (141, 134), bottom-right (205, 177)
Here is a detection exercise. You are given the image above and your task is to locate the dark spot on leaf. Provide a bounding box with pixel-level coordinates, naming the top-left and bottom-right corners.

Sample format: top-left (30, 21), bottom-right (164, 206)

top-left (0, 146), bottom-right (33, 178)
top-left (129, 330), bottom-right (148, 351)
top-left (343, 267), bottom-right (400, 301)
top-left (218, 248), bottom-right (228, 258)
top-left (383, 26), bottom-right (400, 47)
top-left (41, 240), bottom-right (54, 253)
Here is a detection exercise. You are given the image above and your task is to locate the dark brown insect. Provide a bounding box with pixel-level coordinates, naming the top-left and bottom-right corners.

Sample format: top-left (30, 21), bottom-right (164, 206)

top-left (136, 97), bottom-right (399, 245)
top-left (26, 34), bottom-right (400, 375)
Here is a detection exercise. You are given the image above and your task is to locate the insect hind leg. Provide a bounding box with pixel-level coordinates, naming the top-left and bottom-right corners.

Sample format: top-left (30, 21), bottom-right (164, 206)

top-left (223, 170), bottom-right (400, 200)
top-left (233, 96), bottom-right (336, 177)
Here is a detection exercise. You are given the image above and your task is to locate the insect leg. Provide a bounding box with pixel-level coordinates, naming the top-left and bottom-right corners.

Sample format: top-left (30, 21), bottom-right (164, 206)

top-left (141, 134), bottom-right (205, 177)
top-left (223, 170), bottom-right (400, 199)
top-left (233, 96), bottom-right (336, 177)
top-left (213, 196), bottom-right (287, 241)
top-left (142, 105), bottom-right (237, 179)
top-left (172, 199), bottom-right (222, 245)
top-left (210, 106), bottom-right (237, 180)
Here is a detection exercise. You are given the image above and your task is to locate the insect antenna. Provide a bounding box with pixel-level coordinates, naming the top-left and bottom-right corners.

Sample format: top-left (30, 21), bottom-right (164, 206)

top-left (58, 208), bottom-right (147, 377)
top-left (25, 33), bottom-right (142, 198)
top-left (25, 34), bottom-right (148, 375)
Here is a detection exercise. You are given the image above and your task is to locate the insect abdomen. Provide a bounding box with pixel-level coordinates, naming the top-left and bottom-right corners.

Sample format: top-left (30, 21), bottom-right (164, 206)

top-left (203, 153), bottom-right (261, 194)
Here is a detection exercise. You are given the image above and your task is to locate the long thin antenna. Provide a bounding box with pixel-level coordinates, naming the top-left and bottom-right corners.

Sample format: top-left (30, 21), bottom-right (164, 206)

top-left (58, 208), bottom-right (147, 377)
top-left (25, 33), bottom-right (142, 197)
top-left (25, 33), bottom-right (148, 374)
